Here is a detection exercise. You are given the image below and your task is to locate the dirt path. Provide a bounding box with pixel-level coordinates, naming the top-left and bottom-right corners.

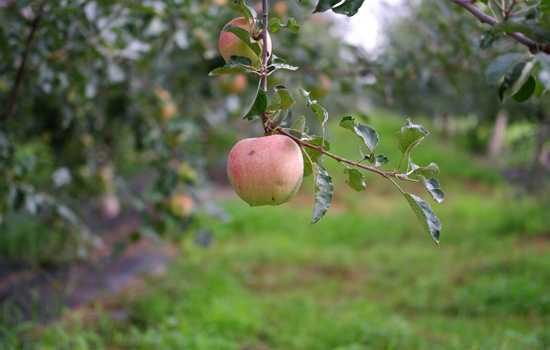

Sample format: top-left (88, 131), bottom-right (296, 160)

top-left (0, 212), bottom-right (176, 325)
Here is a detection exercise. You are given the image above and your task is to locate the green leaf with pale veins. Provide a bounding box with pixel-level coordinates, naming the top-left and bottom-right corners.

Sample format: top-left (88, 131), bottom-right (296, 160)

top-left (312, 162), bottom-right (333, 223)
top-left (422, 177), bottom-right (445, 204)
top-left (243, 82), bottom-right (267, 120)
top-left (403, 193), bottom-right (441, 244)
top-left (344, 168), bottom-right (366, 192)
top-left (339, 116), bottom-right (379, 153)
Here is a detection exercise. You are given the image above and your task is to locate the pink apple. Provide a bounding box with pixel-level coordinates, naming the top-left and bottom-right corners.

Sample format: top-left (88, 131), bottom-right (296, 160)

top-left (218, 17), bottom-right (272, 66)
top-left (227, 135), bottom-right (304, 206)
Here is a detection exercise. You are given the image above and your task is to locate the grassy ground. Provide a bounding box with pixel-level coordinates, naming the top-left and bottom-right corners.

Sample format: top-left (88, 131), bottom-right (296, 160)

top-left (5, 113), bottom-right (550, 349)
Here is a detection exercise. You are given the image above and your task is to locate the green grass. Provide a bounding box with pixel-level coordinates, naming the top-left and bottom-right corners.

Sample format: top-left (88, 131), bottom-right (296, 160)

top-left (4, 113), bottom-right (550, 349)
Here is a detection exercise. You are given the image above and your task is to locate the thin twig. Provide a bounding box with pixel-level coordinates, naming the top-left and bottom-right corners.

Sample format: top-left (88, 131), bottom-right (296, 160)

top-left (450, 0), bottom-right (550, 54)
top-left (276, 127), bottom-right (417, 183)
top-left (259, 0), bottom-right (270, 133)
top-left (1, 1), bottom-right (47, 122)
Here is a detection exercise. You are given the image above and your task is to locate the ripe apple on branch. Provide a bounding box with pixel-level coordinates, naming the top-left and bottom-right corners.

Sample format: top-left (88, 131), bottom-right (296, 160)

top-left (210, 0), bottom-right (445, 244)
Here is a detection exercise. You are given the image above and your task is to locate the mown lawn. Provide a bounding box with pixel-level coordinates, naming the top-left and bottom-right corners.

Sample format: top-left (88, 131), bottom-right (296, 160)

top-left (5, 114), bottom-right (550, 349)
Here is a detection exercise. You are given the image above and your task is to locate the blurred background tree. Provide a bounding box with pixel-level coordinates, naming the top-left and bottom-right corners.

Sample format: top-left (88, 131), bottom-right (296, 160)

top-left (363, 0), bottom-right (549, 187)
top-left (0, 0), bottom-right (364, 265)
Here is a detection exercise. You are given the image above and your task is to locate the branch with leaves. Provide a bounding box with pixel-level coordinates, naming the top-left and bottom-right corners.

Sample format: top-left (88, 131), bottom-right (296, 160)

top-left (449, 0), bottom-right (550, 55)
top-left (311, 0), bottom-right (550, 55)
top-left (210, 0), bottom-right (445, 243)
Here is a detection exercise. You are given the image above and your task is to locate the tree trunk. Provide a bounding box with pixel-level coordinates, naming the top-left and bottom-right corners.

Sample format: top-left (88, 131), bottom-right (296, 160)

top-left (488, 110), bottom-right (508, 158)
top-left (531, 121), bottom-right (549, 171)
top-left (439, 113), bottom-right (451, 138)
top-left (526, 110), bottom-right (549, 193)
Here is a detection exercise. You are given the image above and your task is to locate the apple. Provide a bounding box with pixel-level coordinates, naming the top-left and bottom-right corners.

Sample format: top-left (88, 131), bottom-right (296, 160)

top-left (273, 1), bottom-right (289, 17)
top-left (218, 17), bottom-right (272, 66)
top-left (161, 101), bottom-right (177, 120)
top-left (227, 135), bottom-right (304, 206)
top-left (169, 194), bottom-right (194, 218)
top-left (220, 73), bottom-right (248, 94)
top-left (100, 193), bottom-right (120, 219)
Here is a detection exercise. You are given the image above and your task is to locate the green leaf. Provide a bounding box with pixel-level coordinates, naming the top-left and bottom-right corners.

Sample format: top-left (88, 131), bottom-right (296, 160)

top-left (268, 17), bottom-right (283, 33)
top-left (332, 0), bottom-right (365, 16)
top-left (269, 17), bottom-right (300, 33)
top-left (291, 115), bottom-right (306, 132)
top-left (422, 177), bottom-right (445, 204)
top-left (492, 21), bottom-right (550, 43)
top-left (229, 55), bottom-right (253, 66)
top-left (287, 18), bottom-right (300, 33)
top-left (485, 53), bottom-right (525, 85)
top-left (314, 0), bottom-right (365, 16)
top-left (208, 56), bottom-right (258, 76)
top-left (312, 163), bottom-right (333, 223)
top-left (512, 75), bottom-right (536, 102)
top-left (303, 136), bottom-right (330, 163)
top-left (398, 119), bottom-right (428, 171)
top-left (303, 150), bottom-right (313, 177)
top-left (243, 82), bottom-right (267, 120)
top-left (374, 154), bottom-right (388, 167)
top-left (480, 29), bottom-right (501, 49)
top-left (301, 89), bottom-right (328, 138)
top-left (354, 124), bottom-right (379, 153)
top-left (403, 193), bottom-right (441, 244)
top-left (339, 115), bottom-right (379, 153)
top-left (310, 103), bottom-right (328, 128)
top-left (269, 85), bottom-right (295, 111)
top-left (499, 60), bottom-right (535, 101)
top-left (408, 162), bottom-right (440, 179)
top-left (224, 25), bottom-right (261, 57)
top-left (268, 62), bottom-right (299, 73)
top-left (339, 116), bottom-right (355, 130)
top-left (231, 0), bottom-right (256, 21)
top-left (208, 65), bottom-right (247, 76)
top-left (399, 119), bottom-right (428, 154)
top-left (344, 168), bottom-right (366, 192)
top-left (313, 0), bottom-right (340, 13)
